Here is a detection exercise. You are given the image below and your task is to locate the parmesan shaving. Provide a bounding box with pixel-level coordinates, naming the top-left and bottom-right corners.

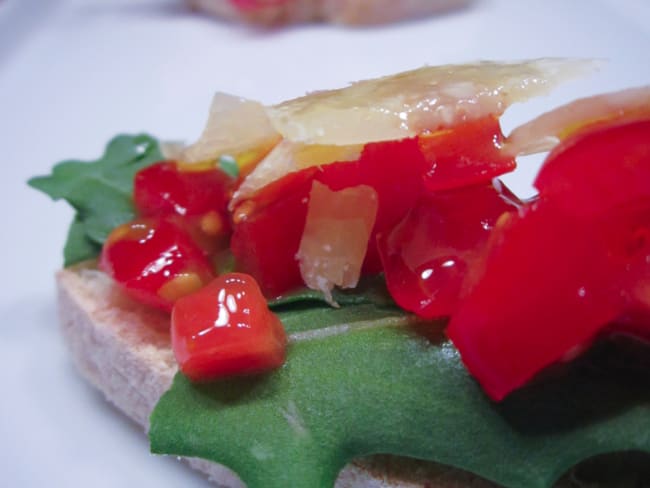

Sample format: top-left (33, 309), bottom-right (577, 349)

top-left (505, 85), bottom-right (650, 156)
top-left (266, 59), bottom-right (597, 146)
top-left (296, 182), bottom-right (379, 304)
top-left (180, 92), bottom-right (280, 164)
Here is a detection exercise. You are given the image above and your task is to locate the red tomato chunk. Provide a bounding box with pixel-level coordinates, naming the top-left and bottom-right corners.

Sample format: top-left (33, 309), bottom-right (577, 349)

top-left (419, 115), bottom-right (515, 192)
top-left (447, 199), bottom-right (625, 400)
top-left (378, 180), bottom-right (521, 319)
top-left (534, 120), bottom-right (650, 217)
top-left (448, 119), bottom-right (650, 401)
top-left (231, 168), bottom-right (318, 296)
top-left (171, 273), bottom-right (287, 381)
top-left (135, 160), bottom-right (234, 220)
top-left (135, 160), bottom-right (236, 254)
top-left (100, 218), bottom-right (214, 312)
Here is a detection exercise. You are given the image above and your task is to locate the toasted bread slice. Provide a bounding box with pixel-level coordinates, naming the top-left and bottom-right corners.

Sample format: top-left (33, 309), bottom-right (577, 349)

top-left (57, 265), bottom-right (511, 487)
top-left (186, 0), bottom-right (469, 26)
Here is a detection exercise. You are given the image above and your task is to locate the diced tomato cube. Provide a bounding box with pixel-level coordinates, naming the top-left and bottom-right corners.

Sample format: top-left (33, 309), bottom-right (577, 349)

top-left (134, 160), bottom-right (234, 220)
top-left (172, 273), bottom-right (287, 381)
top-left (420, 115), bottom-right (516, 192)
top-left (230, 168), bottom-right (317, 297)
top-left (100, 218), bottom-right (214, 311)
top-left (379, 180), bottom-right (521, 319)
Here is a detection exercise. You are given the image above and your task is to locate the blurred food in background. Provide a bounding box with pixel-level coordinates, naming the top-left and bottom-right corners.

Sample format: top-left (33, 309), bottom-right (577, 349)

top-left (186, 0), bottom-right (471, 25)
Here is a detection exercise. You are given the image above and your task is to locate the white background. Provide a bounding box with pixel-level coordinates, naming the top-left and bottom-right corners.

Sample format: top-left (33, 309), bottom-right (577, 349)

top-left (1, 0), bottom-right (649, 486)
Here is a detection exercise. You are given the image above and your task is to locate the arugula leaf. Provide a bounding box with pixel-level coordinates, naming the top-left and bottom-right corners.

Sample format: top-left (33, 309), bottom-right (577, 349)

top-left (269, 274), bottom-right (395, 309)
top-left (218, 155), bottom-right (240, 179)
top-left (149, 306), bottom-right (650, 488)
top-left (63, 216), bottom-right (102, 266)
top-left (28, 134), bottom-right (163, 266)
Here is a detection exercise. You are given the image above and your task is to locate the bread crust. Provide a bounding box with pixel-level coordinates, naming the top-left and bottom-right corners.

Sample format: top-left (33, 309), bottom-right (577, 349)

top-left (55, 266), bottom-right (519, 487)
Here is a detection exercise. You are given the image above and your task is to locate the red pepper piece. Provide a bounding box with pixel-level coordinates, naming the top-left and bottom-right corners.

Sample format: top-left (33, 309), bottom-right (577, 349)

top-left (171, 273), bottom-right (287, 381)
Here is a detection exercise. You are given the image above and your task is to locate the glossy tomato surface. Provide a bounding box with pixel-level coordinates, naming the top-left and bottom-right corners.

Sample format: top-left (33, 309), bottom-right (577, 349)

top-left (447, 199), bottom-right (625, 400)
top-left (534, 119), bottom-right (650, 216)
top-left (171, 273), bottom-right (287, 381)
top-left (134, 160), bottom-right (234, 219)
top-left (420, 115), bottom-right (515, 192)
top-left (100, 218), bottom-right (214, 311)
top-left (448, 118), bottom-right (650, 400)
top-left (231, 168), bottom-right (318, 296)
top-left (134, 160), bottom-right (235, 252)
top-left (378, 180), bottom-right (521, 319)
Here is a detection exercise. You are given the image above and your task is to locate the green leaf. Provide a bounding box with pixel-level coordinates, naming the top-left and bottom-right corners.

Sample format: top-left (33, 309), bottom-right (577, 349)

top-left (28, 134), bottom-right (163, 265)
top-left (63, 215), bottom-right (102, 266)
top-left (269, 274), bottom-right (395, 309)
top-left (218, 154), bottom-right (240, 179)
top-left (149, 307), bottom-right (650, 488)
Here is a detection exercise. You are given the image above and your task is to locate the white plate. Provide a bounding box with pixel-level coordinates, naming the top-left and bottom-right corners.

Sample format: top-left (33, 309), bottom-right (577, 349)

top-left (1, 0), bottom-right (648, 486)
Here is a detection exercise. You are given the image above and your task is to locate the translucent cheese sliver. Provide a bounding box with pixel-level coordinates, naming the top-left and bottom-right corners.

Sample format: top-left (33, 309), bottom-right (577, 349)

top-left (231, 140), bottom-right (363, 207)
top-left (505, 85), bottom-right (650, 156)
top-left (266, 59), bottom-right (597, 146)
top-left (180, 92), bottom-right (280, 164)
top-left (231, 60), bottom-right (595, 203)
top-left (297, 182), bottom-right (379, 304)
top-left (184, 61), bottom-right (595, 165)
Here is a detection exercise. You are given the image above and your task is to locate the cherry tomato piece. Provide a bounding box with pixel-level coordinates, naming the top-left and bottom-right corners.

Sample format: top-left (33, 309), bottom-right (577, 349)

top-left (231, 168), bottom-right (318, 296)
top-left (100, 218), bottom-right (214, 311)
top-left (134, 160), bottom-right (234, 220)
top-left (378, 180), bottom-right (521, 319)
top-left (134, 160), bottom-right (235, 255)
top-left (534, 118), bottom-right (650, 333)
top-left (534, 119), bottom-right (650, 217)
top-left (420, 115), bottom-right (516, 192)
top-left (171, 273), bottom-right (287, 381)
top-left (447, 118), bottom-right (650, 401)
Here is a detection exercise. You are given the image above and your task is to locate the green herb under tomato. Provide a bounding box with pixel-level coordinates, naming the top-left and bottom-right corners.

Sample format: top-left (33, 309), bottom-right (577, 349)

top-left (218, 154), bottom-right (240, 179)
top-left (268, 274), bottom-right (395, 309)
top-left (28, 134), bottom-right (163, 266)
